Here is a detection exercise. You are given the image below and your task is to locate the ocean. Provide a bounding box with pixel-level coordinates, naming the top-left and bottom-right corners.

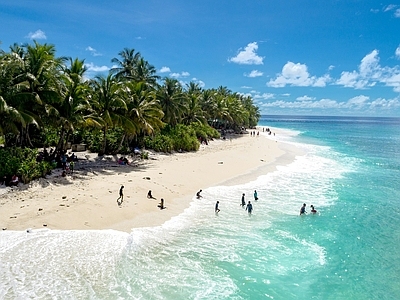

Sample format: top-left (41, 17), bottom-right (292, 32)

top-left (1, 115), bottom-right (399, 299)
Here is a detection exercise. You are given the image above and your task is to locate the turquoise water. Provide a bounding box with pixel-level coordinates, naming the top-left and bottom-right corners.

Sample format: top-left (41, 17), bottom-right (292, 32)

top-left (1, 115), bottom-right (399, 299)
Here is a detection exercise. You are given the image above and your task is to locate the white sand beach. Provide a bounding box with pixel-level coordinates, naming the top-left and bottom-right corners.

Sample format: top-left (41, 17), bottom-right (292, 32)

top-left (0, 130), bottom-right (298, 232)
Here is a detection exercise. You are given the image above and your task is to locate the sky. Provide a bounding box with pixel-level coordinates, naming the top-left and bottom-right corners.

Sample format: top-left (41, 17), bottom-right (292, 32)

top-left (1, 0), bottom-right (400, 117)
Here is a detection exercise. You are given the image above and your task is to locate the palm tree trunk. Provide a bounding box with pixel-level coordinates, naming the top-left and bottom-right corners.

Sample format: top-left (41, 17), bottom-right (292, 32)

top-left (101, 126), bottom-right (107, 155)
top-left (115, 133), bottom-right (126, 154)
top-left (56, 128), bottom-right (66, 151)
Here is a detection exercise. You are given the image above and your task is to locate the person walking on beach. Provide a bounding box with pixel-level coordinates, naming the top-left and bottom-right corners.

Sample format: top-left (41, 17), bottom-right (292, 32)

top-left (117, 185), bottom-right (124, 205)
top-left (300, 203), bottom-right (307, 215)
top-left (254, 190), bottom-right (258, 201)
top-left (215, 201), bottom-right (220, 214)
top-left (246, 201), bottom-right (253, 215)
top-left (241, 193), bottom-right (246, 207)
top-left (158, 198), bottom-right (165, 209)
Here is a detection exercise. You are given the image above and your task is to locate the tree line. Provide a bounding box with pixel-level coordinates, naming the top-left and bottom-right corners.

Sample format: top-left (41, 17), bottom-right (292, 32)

top-left (0, 41), bottom-right (260, 154)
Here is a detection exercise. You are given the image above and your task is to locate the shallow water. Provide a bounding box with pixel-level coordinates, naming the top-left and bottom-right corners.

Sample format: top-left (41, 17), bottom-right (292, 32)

top-left (1, 115), bottom-right (399, 299)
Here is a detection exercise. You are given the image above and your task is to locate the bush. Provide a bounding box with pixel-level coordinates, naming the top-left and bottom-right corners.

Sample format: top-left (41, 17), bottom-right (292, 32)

top-left (143, 134), bottom-right (173, 153)
top-left (189, 122), bottom-right (220, 140)
top-left (0, 147), bottom-right (55, 184)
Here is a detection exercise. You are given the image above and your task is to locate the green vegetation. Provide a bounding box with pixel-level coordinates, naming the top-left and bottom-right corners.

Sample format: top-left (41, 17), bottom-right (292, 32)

top-left (0, 41), bottom-right (260, 183)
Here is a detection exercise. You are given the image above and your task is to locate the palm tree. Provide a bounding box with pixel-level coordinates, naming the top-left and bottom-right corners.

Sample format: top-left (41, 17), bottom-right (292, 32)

top-left (181, 82), bottom-right (206, 125)
top-left (134, 57), bottom-right (160, 87)
top-left (7, 41), bottom-right (65, 146)
top-left (90, 74), bottom-right (134, 154)
top-left (110, 48), bottom-right (141, 80)
top-left (52, 57), bottom-right (93, 150)
top-left (119, 81), bottom-right (164, 150)
top-left (156, 78), bottom-right (187, 127)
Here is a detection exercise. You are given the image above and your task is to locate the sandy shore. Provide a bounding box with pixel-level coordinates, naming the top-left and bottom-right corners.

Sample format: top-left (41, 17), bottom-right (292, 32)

top-left (0, 130), bottom-right (299, 232)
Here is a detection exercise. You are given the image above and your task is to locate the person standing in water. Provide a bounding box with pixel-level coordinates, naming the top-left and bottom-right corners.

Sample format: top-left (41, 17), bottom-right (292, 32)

top-left (241, 193), bottom-right (246, 207)
top-left (254, 190), bottom-right (258, 201)
top-left (300, 203), bottom-right (307, 215)
top-left (246, 201), bottom-right (253, 215)
top-left (215, 201), bottom-right (220, 214)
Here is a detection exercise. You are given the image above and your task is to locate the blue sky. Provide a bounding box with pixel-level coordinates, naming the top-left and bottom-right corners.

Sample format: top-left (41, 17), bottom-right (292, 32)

top-left (1, 0), bottom-right (400, 117)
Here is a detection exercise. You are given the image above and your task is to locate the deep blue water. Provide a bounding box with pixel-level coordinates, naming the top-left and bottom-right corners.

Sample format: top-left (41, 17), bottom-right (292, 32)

top-left (1, 115), bottom-right (399, 299)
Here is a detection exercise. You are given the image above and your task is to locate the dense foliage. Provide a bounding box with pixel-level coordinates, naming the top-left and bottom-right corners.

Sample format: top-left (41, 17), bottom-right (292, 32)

top-left (0, 41), bottom-right (260, 182)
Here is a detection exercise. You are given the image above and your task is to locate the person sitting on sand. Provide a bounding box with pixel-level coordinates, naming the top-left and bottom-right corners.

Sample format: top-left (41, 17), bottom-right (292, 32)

top-left (147, 190), bottom-right (155, 199)
top-left (300, 203), bottom-right (307, 215)
top-left (158, 198), bottom-right (165, 209)
top-left (196, 189), bottom-right (203, 199)
top-left (9, 174), bottom-right (19, 186)
top-left (310, 205), bottom-right (317, 214)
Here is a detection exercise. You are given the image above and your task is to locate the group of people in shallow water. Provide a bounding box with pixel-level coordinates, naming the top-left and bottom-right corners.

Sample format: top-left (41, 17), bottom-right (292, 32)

top-left (116, 186), bottom-right (318, 217)
top-left (300, 203), bottom-right (317, 215)
top-left (213, 190), bottom-right (260, 216)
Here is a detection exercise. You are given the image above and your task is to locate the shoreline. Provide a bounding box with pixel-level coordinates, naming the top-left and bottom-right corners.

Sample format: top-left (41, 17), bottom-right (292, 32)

top-left (0, 130), bottom-right (301, 233)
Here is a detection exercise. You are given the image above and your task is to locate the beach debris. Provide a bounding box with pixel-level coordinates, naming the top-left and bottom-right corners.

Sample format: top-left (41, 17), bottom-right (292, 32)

top-left (38, 208), bottom-right (43, 211)
top-left (2, 228), bottom-right (7, 230)
top-left (62, 196), bottom-right (67, 199)
top-left (10, 216), bottom-right (17, 219)
top-left (43, 224), bottom-right (47, 227)
top-left (143, 177), bottom-right (151, 180)
top-left (218, 161), bottom-right (223, 164)
top-left (59, 204), bottom-right (65, 206)
top-left (26, 228), bottom-right (32, 233)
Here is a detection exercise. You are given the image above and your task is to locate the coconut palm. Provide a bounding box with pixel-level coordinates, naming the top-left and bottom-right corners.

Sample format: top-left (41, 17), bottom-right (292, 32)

top-left (181, 82), bottom-right (206, 125)
top-left (134, 57), bottom-right (160, 87)
top-left (110, 48), bottom-right (141, 81)
top-left (7, 41), bottom-right (65, 146)
top-left (90, 74), bottom-right (135, 154)
top-left (156, 78), bottom-right (187, 127)
top-left (52, 57), bottom-right (93, 150)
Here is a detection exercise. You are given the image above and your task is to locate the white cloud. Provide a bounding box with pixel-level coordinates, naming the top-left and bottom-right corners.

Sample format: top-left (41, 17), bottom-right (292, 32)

top-left (395, 8), bottom-right (400, 17)
top-left (344, 95), bottom-right (369, 108)
top-left (267, 61), bottom-right (330, 87)
top-left (245, 70), bottom-right (263, 78)
top-left (328, 65), bottom-right (335, 71)
top-left (253, 93), bottom-right (275, 100)
top-left (159, 66), bottom-right (171, 73)
top-left (170, 71), bottom-right (190, 78)
top-left (395, 46), bottom-right (400, 59)
top-left (241, 86), bottom-right (252, 89)
top-left (191, 78), bottom-right (205, 88)
top-left (384, 4), bottom-right (397, 12)
top-left (85, 46), bottom-right (102, 56)
top-left (26, 29), bottom-right (46, 40)
top-left (85, 63), bottom-right (109, 72)
top-left (369, 97), bottom-right (400, 109)
top-left (296, 95), bottom-right (315, 101)
top-left (336, 49), bottom-right (400, 91)
top-left (228, 42), bottom-right (264, 65)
